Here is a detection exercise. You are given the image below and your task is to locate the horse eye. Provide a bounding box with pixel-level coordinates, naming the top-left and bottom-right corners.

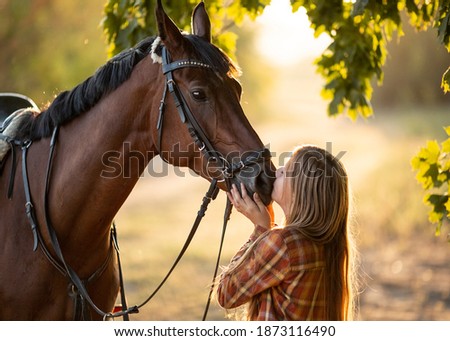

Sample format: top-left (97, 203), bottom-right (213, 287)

top-left (191, 89), bottom-right (207, 101)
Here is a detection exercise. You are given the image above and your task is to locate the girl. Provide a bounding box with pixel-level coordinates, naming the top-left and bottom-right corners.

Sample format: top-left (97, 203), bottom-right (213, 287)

top-left (216, 145), bottom-right (358, 320)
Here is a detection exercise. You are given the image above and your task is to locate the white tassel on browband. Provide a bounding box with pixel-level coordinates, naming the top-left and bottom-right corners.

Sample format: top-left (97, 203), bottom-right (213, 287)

top-left (150, 37), bottom-right (163, 64)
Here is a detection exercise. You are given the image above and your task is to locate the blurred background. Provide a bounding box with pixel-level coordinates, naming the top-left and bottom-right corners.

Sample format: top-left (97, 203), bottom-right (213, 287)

top-left (1, 0), bottom-right (449, 320)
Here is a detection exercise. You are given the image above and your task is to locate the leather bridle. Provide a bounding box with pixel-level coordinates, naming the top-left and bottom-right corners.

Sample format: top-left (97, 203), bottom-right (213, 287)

top-left (156, 46), bottom-right (272, 190)
top-left (7, 45), bottom-right (272, 321)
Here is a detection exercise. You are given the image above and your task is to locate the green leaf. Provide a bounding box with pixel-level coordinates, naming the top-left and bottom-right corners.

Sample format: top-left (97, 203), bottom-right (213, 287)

top-left (290, 0), bottom-right (304, 13)
top-left (351, 0), bottom-right (369, 17)
top-left (426, 194), bottom-right (449, 211)
top-left (441, 67), bottom-right (450, 93)
top-left (422, 140), bottom-right (441, 164)
top-left (438, 12), bottom-right (450, 45)
top-left (411, 140), bottom-right (443, 189)
top-left (424, 163), bottom-right (442, 189)
top-left (444, 126), bottom-right (450, 136)
top-left (240, 0), bottom-right (271, 18)
top-left (425, 194), bottom-right (449, 235)
top-left (442, 138), bottom-right (450, 153)
top-left (413, 128), bottom-right (450, 232)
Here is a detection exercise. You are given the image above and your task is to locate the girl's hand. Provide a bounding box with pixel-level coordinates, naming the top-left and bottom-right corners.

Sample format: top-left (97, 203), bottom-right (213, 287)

top-left (227, 183), bottom-right (273, 230)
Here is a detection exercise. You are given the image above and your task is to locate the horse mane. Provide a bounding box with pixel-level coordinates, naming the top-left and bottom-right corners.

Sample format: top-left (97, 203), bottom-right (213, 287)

top-left (17, 37), bottom-right (156, 140)
top-left (17, 34), bottom-right (240, 141)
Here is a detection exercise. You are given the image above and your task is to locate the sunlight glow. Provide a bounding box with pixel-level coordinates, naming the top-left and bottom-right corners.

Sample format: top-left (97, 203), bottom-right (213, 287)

top-left (256, 0), bottom-right (331, 65)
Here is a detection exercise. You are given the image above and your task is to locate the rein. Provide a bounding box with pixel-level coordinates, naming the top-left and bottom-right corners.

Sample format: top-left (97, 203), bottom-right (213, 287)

top-left (15, 125), bottom-right (226, 320)
top-left (7, 45), bottom-right (270, 321)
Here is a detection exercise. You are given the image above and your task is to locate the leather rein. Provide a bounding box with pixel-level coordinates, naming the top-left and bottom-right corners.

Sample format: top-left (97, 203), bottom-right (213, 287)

top-left (5, 46), bottom-right (271, 320)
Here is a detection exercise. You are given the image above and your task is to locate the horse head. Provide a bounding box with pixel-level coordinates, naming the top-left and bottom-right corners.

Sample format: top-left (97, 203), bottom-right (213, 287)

top-left (152, 0), bottom-right (275, 204)
top-left (0, 0), bottom-right (277, 321)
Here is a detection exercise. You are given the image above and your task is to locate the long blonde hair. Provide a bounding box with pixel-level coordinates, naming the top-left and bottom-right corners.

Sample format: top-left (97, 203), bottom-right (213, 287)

top-left (282, 145), bottom-right (357, 320)
top-left (219, 145), bottom-right (358, 320)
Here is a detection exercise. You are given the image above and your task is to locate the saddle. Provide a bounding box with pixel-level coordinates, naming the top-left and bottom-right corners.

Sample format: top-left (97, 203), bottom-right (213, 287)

top-left (0, 93), bottom-right (39, 163)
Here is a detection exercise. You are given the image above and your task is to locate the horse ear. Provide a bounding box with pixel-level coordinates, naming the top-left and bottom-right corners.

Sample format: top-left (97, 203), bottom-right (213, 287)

top-left (192, 1), bottom-right (211, 43)
top-left (155, 0), bottom-right (184, 50)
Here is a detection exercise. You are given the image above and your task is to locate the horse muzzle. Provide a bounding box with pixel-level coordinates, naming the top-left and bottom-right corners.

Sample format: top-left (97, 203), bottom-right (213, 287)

top-left (214, 148), bottom-right (275, 206)
top-left (233, 161), bottom-right (275, 206)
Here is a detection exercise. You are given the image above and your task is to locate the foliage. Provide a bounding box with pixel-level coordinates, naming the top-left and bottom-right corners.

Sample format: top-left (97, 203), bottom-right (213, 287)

top-left (101, 0), bottom-right (450, 233)
top-left (0, 0), bottom-right (106, 106)
top-left (102, 0), bottom-right (270, 59)
top-left (411, 127), bottom-right (450, 235)
top-left (443, 66), bottom-right (450, 93)
top-left (102, 0), bottom-right (450, 119)
top-left (371, 21), bottom-right (450, 107)
top-left (299, 0), bottom-right (449, 118)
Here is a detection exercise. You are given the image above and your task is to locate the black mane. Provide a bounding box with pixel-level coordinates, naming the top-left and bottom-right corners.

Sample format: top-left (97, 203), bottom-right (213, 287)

top-left (18, 34), bottom-right (239, 141)
top-left (18, 37), bottom-right (155, 140)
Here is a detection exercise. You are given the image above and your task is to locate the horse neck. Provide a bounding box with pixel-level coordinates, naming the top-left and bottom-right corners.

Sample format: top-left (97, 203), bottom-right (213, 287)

top-left (44, 57), bottom-right (161, 258)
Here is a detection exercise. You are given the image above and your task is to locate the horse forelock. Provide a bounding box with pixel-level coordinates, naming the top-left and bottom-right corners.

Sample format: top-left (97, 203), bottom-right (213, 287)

top-left (150, 34), bottom-right (241, 79)
top-left (186, 35), bottom-right (241, 79)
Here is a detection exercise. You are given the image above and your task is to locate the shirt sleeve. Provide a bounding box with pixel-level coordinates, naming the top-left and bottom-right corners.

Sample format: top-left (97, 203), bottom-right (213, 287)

top-left (216, 226), bottom-right (290, 309)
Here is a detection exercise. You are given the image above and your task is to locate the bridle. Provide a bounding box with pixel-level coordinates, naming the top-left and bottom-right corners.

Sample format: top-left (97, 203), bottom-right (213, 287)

top-left (142, 45), bottom-right (272, 319)
top-left (9, 44), bottom-right (271, 321)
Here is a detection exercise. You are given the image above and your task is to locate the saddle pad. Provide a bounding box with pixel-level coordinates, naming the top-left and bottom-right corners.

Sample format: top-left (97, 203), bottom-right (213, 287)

top-left (0, 109), bottom-right (33, 162)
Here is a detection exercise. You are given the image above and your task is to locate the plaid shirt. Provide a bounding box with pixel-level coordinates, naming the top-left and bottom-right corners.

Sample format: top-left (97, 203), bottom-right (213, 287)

top-left (217, 225), bottom-right (326, 320)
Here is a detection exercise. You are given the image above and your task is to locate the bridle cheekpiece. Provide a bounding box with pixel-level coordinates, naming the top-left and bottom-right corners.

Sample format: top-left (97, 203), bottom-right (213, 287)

top-left (155, 43), bottom-right (271, 189)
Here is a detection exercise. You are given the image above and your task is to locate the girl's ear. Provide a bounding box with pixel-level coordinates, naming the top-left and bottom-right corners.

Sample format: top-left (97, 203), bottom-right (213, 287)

top-left (191, 1), bottom-right (211, 43)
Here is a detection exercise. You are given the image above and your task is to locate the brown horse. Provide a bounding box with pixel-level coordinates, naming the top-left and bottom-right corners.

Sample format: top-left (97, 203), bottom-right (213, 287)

top-left (0, 1), bottom-right (274, 320)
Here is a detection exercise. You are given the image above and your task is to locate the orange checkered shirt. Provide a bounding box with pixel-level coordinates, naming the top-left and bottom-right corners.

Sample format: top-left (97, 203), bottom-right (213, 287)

top-left (217, 225), bottom-right (326, 320)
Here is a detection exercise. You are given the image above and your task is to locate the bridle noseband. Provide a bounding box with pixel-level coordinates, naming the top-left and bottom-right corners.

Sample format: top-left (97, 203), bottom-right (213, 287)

top-left (156, 46), bottom-right (271, 189)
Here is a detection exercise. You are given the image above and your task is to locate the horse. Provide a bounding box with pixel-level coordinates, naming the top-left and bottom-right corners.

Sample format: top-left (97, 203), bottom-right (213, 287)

top-left (0, 1), bottom-right (275, 320)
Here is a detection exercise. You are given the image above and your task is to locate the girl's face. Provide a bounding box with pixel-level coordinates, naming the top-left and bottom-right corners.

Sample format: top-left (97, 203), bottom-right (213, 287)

top-left (271, 166), bottom-right (290, 214)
